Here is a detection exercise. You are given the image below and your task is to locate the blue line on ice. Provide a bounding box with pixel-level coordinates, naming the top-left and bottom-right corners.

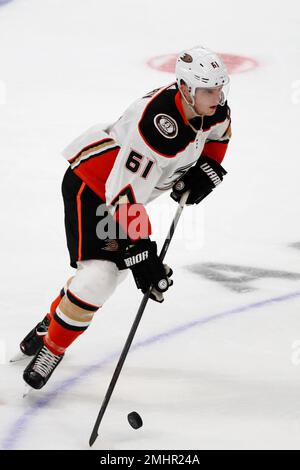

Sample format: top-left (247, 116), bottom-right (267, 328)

top-left (2, 289), bottom-right (300, 449)
top-left (0, 0), bottom-right (13, 6)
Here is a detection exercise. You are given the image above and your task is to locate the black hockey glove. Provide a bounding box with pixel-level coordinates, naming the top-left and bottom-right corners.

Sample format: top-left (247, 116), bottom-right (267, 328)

top-left (171, 156), bottom-right (227, 205)
top-left (120, 239), bottom-right (173, 303)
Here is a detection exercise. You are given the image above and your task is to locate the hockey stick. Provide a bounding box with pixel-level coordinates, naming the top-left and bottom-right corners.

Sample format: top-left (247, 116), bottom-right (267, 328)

top-left (89, 191), bottom-right (190, 447)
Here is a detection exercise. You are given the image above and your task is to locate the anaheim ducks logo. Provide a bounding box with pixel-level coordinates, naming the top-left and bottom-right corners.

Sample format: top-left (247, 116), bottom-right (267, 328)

top-left (180, 53), bottom-right (193, 63)
top-left (154, 114), bottom-right (178, 139)
top-left (103, 240), bottom-right (119, 252)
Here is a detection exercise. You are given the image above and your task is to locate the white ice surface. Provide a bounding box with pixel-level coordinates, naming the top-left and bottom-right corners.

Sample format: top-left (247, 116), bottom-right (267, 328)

top-left (1, 0), bottom-right (300, 450)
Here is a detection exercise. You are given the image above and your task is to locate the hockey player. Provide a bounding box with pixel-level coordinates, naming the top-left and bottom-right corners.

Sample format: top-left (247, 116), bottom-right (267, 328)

top-left (19, 45), bottom-right (232, 390)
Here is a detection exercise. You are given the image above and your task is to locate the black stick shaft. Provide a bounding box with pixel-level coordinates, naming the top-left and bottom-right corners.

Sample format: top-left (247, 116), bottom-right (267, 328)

top-left (89, 192), bottom-right (189, 447)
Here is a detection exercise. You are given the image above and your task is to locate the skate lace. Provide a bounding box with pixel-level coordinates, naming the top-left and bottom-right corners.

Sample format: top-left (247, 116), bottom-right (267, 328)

top-left (33, 347), bottom-right (61, 378)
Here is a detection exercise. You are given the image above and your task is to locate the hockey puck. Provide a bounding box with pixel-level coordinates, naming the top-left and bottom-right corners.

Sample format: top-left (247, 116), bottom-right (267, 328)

top-left (127, 411), bottom-right (143, 429)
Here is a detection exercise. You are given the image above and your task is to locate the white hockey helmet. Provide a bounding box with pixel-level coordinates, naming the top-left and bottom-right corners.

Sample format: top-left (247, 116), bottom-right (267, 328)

top-left (175, 45), bottom-right (230, 104)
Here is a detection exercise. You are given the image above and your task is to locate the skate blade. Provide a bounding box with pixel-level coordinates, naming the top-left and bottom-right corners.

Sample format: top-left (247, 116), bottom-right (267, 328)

top-left (23, 384), bottom-right (33, 398)
top-left (10, 352), bottom-right (29, 363)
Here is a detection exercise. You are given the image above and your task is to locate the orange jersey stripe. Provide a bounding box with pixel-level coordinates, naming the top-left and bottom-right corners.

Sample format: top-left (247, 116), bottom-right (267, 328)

top-left (202, 141), bottom-right (229, 164)
top-left (73, 147), bottom-right (120, 201)
top-left (76, 182), bottom-right (86, 261)
top-left (68, 138), bottom-right (115, 164)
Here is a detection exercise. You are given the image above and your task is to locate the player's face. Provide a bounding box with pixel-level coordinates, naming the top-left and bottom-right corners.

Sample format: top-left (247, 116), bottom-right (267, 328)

top-left (194, 86), bottom-right (223, 116)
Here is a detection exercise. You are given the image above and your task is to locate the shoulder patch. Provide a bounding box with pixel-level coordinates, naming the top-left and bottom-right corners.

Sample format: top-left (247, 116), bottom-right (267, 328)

top-left (139, 87), bottom-right (194, 157)
top-left (154, 114), bottom-right (178, 139)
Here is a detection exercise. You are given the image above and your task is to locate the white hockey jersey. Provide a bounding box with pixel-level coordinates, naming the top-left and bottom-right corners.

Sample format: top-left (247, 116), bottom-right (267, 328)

top-left (63, 83), bottom-right (231, 237)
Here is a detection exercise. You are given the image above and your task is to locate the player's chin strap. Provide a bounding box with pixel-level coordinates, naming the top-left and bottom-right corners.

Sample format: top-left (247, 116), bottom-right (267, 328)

top-left (179, 88), bottom-right (204, 133)
top-left (89, 191), bottom-right (190, 447)
top-left (179, 87), bottom-right (201, 117)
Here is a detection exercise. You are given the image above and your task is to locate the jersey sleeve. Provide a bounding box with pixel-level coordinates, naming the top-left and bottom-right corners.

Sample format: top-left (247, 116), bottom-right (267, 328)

top-left (201, 104), bottom-right (232, 164)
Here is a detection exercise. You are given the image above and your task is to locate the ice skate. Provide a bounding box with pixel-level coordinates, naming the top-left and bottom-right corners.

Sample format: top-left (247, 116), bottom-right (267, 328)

top-left (23, 344), bottom-right (64, 390)
top-left (10, 316), bottom-right (51, 363)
